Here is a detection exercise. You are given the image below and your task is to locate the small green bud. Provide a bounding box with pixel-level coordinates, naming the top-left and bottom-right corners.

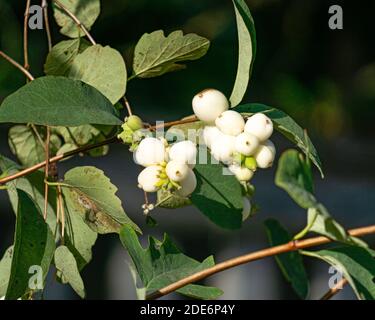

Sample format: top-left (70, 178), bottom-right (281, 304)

top-left (126, 115), bottom-right (143, 131)
top-left (158, 173), bottom-right (168, 179)
top-left (244, 156), bottom-right (257, 170)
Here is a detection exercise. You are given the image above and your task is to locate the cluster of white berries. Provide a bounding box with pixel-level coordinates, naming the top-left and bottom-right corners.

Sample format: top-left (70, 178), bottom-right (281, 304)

top-left (135, 137), bottom-right (198, 212)
top-left (193, 89), bottom-right (276, 220)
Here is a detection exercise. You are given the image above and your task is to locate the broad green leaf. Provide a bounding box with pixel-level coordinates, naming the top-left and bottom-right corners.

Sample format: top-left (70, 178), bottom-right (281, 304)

top-left (234, 103), bottom-right (323, 177)
top-left (264, 219), bottom-right (309, 299)
top-left (53, 0), bottom-right (100, 38)
top-left (0, 76), bottom-right (122, 126)
top-left (156, 189), bottom-right (191, 209)
top-left (0, 155), bottom-right (57, 231)
top-left (192, 160), bottom-right (243, 230)
top-left (54, 246), bottom-right (85, 298)
top-left (8, 125), bottom-right (61, 167)
top-left (132, 30), bottom-right (210, 78)
top-left (69, 45), bottom-right (127, 104)
top-left (303, 246), bottom-right (375, 300)
top-left (44, 39), bottom-right (89, 76)
top-left (276, 150), bottom-right (361, 245)
top-left (64, 200), bottom-right (97, 271)
top-left (5, 190), bottom-right (55, 300)
top-left (230, 0), bottom-right (257, 107)
top-left (120, 225), bottom-right (223, 300)
top-left (62, 166), bottom-right (140, 234)
top-left (0, 247), bottom-right (13, 297)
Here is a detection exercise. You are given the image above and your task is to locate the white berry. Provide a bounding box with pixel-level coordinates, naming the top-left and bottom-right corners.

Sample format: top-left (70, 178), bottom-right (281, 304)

top-left (228, 164), bottom-right (254, 182)
top-left (215, 110), bottom-right (245, 136)
top-left (211, 134), bottom-right (236, 164)
top-left (137, 165), bottom-right (162, 193)
top-left (192, 89), bottom-right (229, 123)
top-left (134, 137), bottom-right (166, 167)
top-left (202, 126), bottom-right (223, 149)
top-left (234, 132), bottom-right (260, 156)
top-left (254, 140), bottom-right (276, 168)
top-left (168, 140), bottom-right (197, 169)
top-left (245, 113), bottom-right (273, 142)
top-left (166, 160), bottom-right (189, 182)
top-left (242, 197), bottom-right (252, 221)
top-left (176, 168), bottom-right (197, 197)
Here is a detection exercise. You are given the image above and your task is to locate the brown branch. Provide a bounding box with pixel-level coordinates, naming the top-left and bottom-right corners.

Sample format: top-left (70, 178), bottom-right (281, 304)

top-left (149, 116), bottom-right (198, 131)
top-left (43, 127), bottom-right (51, 220)
top-left (146, 225), bottom-right (375, 300)
top-left (320, 278), bottom-right (349, 300)
top-left (52, 0), bottom-right (96, 45)
top-left (23, 0), bottom-right (31, 71)
top-left (0, 51), bottom-right (34, 81)
top-left (42, 0), bottom-right (53, 51)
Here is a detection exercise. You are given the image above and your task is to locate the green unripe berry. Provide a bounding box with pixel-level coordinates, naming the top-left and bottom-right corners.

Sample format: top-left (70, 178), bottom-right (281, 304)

top-left (126, 115), bottom-right (143, 131)
top-left (244, 156), bottom-right (257, 170)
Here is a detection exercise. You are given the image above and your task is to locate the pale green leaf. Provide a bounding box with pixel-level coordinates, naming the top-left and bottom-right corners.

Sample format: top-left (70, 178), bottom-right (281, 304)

top-left (54, 246), bottom-right (85, 298)
top-left (69, 45), bottom-right (127, 104)
top-left (0, 76), bottom-right (122, 126)
top-left (230, 0), bottom-right (257, 107)
top-left (53, 0), bottom-right (100, 38)
top-left (132, 30), bottom-right (210, 78)
top-left (0, 247), bottom-right (13, 297)
top-left (62, 166), bottom-right (140, 234)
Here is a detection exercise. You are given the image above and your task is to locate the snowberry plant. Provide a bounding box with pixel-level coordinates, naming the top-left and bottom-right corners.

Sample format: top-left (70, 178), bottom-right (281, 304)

top-left (0, 0), bottom-right (374, 301)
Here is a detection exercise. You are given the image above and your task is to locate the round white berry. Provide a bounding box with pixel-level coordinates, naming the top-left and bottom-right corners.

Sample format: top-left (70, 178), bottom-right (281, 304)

top-left (166, 160), bottom-right (189, 182)
top-left (228, 164), bottom-right (254, 182)
top-left (134, 137), bottom-right (166, 167)
top-left (254, 140), bottom-right (276, 169)
top-left (242, 197), bottom-right (252, 221)
top-left (234, 132), bottom-right (260, 156)
top-left (176, 168), bottom-right (197, 197)
top-left (192, 89), bottom-right (229, 123)
top-left (137, 165), bottom-right (162, 193)
top-left (245, 113), bottom-right (273, 142)
top-left (215, 110), bottom-right (245, 136)
top-left (211, 134), bottom-right (236, 164)
top-left (202, 126), bottom-right (223, 149)
top-left (168, 140), bottom-right (197, 168)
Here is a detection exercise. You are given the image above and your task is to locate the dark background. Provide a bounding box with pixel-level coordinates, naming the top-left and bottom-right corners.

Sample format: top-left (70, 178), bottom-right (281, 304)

top-left (0, 0), bottom-right (374, 299)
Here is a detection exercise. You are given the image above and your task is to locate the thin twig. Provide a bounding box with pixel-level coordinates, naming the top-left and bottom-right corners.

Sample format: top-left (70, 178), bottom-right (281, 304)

top-left (0, 51), bottom-right (34, 81)
top-left (57, 185), bottom-right (65, 241)
top-left (43, 127), bottom-right (51, 220)
top-left (52, 0), bottom-right (96, 45)
top-left (23, 0), bottom-right (31, 71)
top-left (42, 0), bottom-right (53, 51)
top-left (149, 116), bottom-right (198, 131)
top-left (145, 225), bottom-right (375, 300)
top-left (123, 97), bottom-right (133, 116)
top-left (320, 278), bottom-right (349, 300)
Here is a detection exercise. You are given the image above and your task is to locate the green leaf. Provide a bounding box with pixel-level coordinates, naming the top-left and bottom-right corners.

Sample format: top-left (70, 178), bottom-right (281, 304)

top-left (120, 225), bottom-right (223, 300)
top-left (264, 219), bottom-right (309, 299)
top-left (230, 0), bottom-right (257, 107)
top-left (234, 103), bottom-right (323, 177)
top-left (0, 76), bottom-right (122, 126)
top-left (5, 190), bottom-right (55, 300)
top-left (62, 166), bottom-right (141, 234)
top-left (303, 246), bottom-right (375, 300)
top-left (54, 246), bottom-right (85, 298)
top-left (132, 30), bottom-right (210, 79)
top-left (156, 189), bottom-right (191, 209)
top-left (0, 155), bottom-right (57, 232)
top-left (68, 45), bottom-right (127, 104)
top-left (44, 39), bottom-right (89, 76)
top-left (64, 199), bottom-right (97, 271)
top-left (275, 150), bottom-right (361, 245)
top-left (53, 0), bottom-right (100, 38)
top-left (0, 247), bottom-right (13, 297)
top-left (8, 125), bottom-right (61, 167)
top-left (191, 157), bottom-right (243, 229)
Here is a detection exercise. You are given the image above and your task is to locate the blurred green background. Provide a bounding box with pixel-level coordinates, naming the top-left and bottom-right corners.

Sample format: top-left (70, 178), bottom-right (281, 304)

top-left (0, 0), bottom-right (374, 299)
